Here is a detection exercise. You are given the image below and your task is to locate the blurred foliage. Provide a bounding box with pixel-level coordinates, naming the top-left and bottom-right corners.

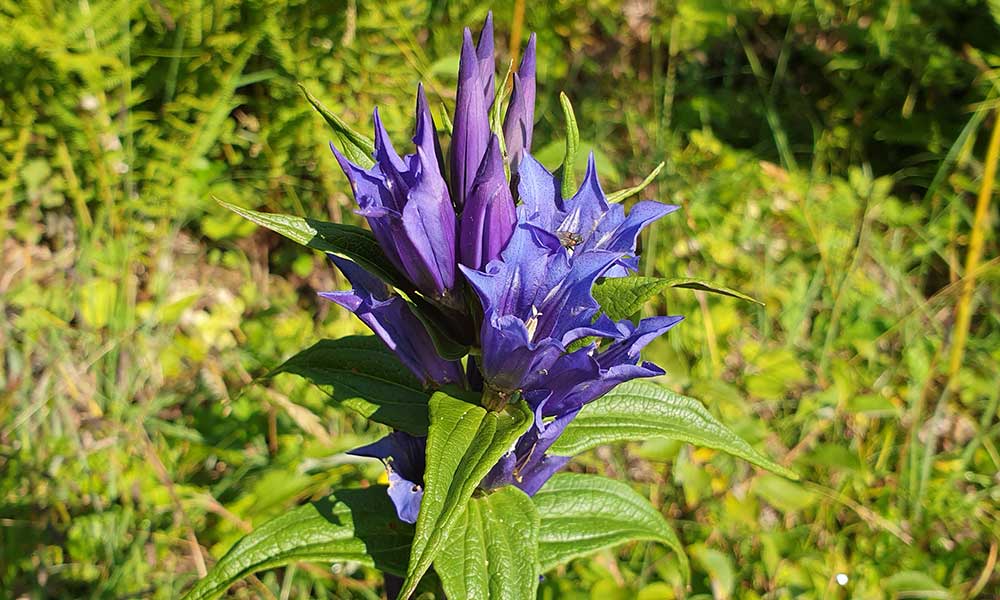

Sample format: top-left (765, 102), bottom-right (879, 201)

top-left (1, 0), bottom-right (998, 598)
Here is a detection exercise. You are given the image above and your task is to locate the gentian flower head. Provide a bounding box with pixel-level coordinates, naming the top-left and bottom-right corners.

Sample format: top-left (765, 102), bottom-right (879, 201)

top-left (337, 14), bottom-right (682, 523)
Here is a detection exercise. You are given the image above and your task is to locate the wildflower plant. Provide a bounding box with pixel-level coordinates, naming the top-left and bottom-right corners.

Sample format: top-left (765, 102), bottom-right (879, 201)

top-left (188, 14), bottom-right (795, 600)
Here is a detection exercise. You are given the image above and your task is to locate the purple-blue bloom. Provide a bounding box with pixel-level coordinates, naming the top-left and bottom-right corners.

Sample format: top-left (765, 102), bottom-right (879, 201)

top-left (518, 152), bottom-right (679, 276)
top-left (450, 26), bottom-right (493, 210)
top-left (331, 85), bottom-right (460, 309)
top-left (348, 432), bottom-right (427, 524)
top-left (459, 134), bottom-right (516, 271)
top-left (320, 255), bottom-right (464, 387)
top-left (460, 154), bottom-right (677, 400)
top-left (502, 32), bottom-right (536, 176)
top-left (460, 222), bottom-right (623, 398)
top-left (333, 14), bottom-right (683, 523)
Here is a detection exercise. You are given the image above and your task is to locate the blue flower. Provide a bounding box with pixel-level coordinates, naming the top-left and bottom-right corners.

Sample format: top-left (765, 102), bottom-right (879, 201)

top-left (518, 152), bottom-right (678, 276)
top-left (481, 316), bottom-right (682, 496)
top-left (349, 432), bottom-right (426, 524)
top-left (331, 85), bottom-right (460, 309)
top-left (450, 22), bottom-right (494, 210)
top-left (502, 33), bottom-right (536, 176)
top-left (460, 222), bottom-right (624, 401)
top-left (320, 255), bottom-right (464, 387)
top-left (326, 15), bottom-right (684, 520)
top-left (460, 154), bottom-right (677, 400)
top-left (459, 134), bottom-right (516, 271)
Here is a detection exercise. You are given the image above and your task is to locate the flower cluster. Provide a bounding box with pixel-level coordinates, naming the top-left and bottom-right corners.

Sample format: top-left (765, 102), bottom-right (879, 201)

top-left (324, 14), bottom-right (681, 523)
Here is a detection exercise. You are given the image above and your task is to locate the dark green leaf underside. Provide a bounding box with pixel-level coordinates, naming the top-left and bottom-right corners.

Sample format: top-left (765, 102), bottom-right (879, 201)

top-left (217, 200), bottom-right (410, 291)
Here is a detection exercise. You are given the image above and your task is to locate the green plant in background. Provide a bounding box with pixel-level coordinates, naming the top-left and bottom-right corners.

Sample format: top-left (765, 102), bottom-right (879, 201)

top-left (184, 15), bottom-right (795, 598)
top-left (1, 0), bottom-right (997, 598)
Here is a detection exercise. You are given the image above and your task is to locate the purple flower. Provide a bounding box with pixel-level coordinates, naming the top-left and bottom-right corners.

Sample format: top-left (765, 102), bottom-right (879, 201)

top-left (322, 17), bottom-right (685, 517)
top-left (480, 410), bottom-right (574, 496)
top-left (480, 316), bottom-right (682, 495)
top-left (460, 223), bottom-right (624, 398)
top-left (502, 33), bottom-right (536, 176)
top-left (459, 134), bottom-right (516, 270)
top-left (450, 24), bottom-right (493, 210)
top-left (518, 152), bottom-right (679, 276)
top-left (349, 432), bottom-right (426, 524)
top-left (475, 11), bottom-right (496, 106)
top-left (331, 86), bottom-right (460, 308)
top-left (320, 255), bottom-right (464, 387)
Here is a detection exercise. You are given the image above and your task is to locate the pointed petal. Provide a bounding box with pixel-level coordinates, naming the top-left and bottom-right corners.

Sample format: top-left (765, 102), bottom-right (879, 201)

top-left (450, 28), bottom-right (491, 210)
top-left (321, 257), bottom-right (463, 386)
top-left (476, 11), bottom-right (495, 105)
top-left (503, 33), bottom-right (536, 173)
top-left (460, 135), bottom-right (516, 270)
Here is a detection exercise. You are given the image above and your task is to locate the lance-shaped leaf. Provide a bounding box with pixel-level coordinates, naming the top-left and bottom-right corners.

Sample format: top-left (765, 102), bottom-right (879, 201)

top-left (435, 486), bottom-right (539, 600)
top-left (534, 473), bottom-right (689, 579)
top-left (268, 336), bottom-right (431, 435)
top-left (397, 393), bottom-right (533, 599)
top-left (182, 486), bottom-right (413, 600)
top-left (593, 275), bottom-right (762, 321)
top-left (217, 200), bottom-right (411, 292)
top-left (550, 380), bottom-right (798, 479)
top-left (298, 83), bottom-right (376, 169)
top-left (607, 161), bottom-right (664, 203)
top-left (557, 92), bottom-right (580, 199)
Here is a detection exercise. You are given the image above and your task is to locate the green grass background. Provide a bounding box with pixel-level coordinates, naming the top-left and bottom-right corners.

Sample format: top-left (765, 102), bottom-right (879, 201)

top-left (1, 0), bottom-right (998, 598)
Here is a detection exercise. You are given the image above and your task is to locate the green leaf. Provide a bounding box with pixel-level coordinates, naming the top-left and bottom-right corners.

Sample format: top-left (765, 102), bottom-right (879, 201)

top-left (216, 199), bottom-right (410, 291)
top-left (435, 486), bottom-right (540, 600)
top-left (662, 277), bottom-right (763, 305)
top-left (268, 336), bottom-right (431, 435)
top-left (398, 394), bottom-right (533, 599)
top-left (298, 83), bottom-right (375, 169)
top-left (182, 486), bottom-right (412, 600)
top-left (550, 380), bottom-right (798, 479)
top-left (534, 473), bottom-right (689, 580)
top-left (558, 92), bottom-right (580, 199)
top-left (883, 571), bottom-right (949, 598)
top-left (607, 161), bottom-right (665, 203)
top-left (593, 276), bottom-right (761, 320)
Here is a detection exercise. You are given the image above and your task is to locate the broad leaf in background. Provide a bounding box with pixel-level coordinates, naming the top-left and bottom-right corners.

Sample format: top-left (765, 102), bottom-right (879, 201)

top-left (607, 161), bottom-right (664, 203)
top-left (435, 486), bottom-right (540, 600)
top-left (268, 336), bottom-right (431, 435)
top-left (550, 380), bottom-right (798, 479)
top-left (298, 83), bottom-right (376, 169)
top-left (534, 473), bottom-right (689, 580)
top-left (397, 393), bottom-right (533, 599)
top-left (217, 200), bottom-right (410, 291)
top-left (183, 486), bottom-right (412, 600)
top-left (593, 275), bottom-right (762, 320)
